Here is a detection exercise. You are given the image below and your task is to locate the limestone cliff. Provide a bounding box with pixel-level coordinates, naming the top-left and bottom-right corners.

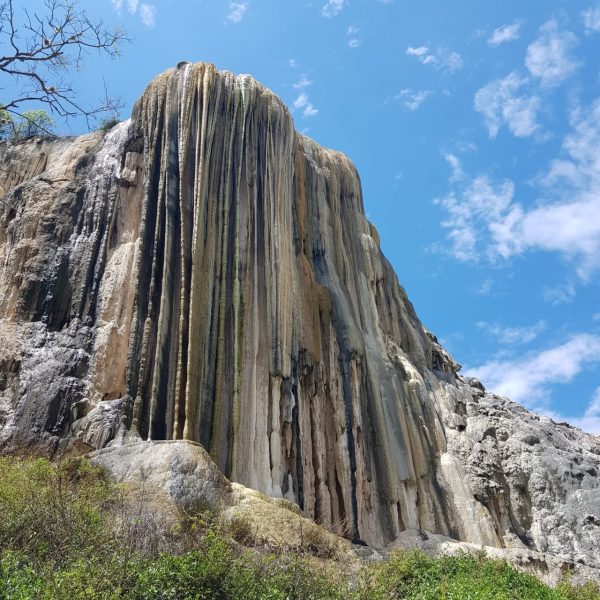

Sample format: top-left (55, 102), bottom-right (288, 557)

top-left (1, 62), bottom-right (599, 582)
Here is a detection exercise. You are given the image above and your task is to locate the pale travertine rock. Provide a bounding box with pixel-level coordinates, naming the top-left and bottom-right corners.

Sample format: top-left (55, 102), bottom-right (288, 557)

top-left (0, 62), bottom-right (599, 583)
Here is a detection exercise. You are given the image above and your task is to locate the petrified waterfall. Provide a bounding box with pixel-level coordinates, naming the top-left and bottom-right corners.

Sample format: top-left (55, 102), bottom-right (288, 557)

top-left (2, 63), bottom-right (600, 577)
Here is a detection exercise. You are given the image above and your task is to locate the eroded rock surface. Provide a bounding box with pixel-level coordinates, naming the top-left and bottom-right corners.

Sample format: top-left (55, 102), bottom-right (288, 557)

top-left (0, 62), bottom-right (599, 583)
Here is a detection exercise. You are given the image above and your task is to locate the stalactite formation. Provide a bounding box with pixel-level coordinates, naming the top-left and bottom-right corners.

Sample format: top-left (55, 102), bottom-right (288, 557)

top-left (1, 63), bottom-right (600, 576)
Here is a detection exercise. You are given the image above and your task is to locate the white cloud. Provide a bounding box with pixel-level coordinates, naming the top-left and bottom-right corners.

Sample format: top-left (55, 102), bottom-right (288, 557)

top-left (395, 89), bottom-right (432, 111)
top-left (227, 2), bottom-right (247, 23)
top-left (475, 278), bottom-right (494, 295)
top-left (347, 28), bottom-right (363, 48)
top-left (437, 98), bottom-right (600, 276)
top-left (442, 51), bottom-right (463, 73)
top-left (474, 71), bottom-right (540, 138)
top-left (435, 175), bottom-right (515, 261)
top-left (289, 59), bottom-right (298, 68)
top-left (582, 5), bottom-right (600, 35)
top-left (594, 313), bottom-right (600, 321)
top-left (476, 320), bottom-right (547, 345)
top-left (465, 334), bottom-right (600, 407)
top-left (444, 153), bottom-right (463, 182)
top-left (112, 0), bottom-right (156, 27)
top-left (525, 20), bottom-right (579, 88)
top-left (488, 22), bottom-right (522, 46)
top-left (293, 92), bottom-right (318, 117)
top-left (294, 93), bottom-right (309, 110)
top-left (406, 46), bottom-right (429, 57)
top-left (542, 282), bottom-right (577, 305)
top-left (139, 3), bottom-right (156, 27)
top-left (293, 75), bottom-right (312, 89)
top-left (321, 0), bottom-right (345, 18)
top-left (406, 46), bottom-right (463, 74)
top-left (496, 197), bottom-right (600, 277)
top-left (507, 99), bottom-right (600, 279)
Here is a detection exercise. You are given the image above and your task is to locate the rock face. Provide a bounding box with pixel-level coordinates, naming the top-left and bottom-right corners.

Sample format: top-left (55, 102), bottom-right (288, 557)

top-left (1, 62), bottom-right (599, 582)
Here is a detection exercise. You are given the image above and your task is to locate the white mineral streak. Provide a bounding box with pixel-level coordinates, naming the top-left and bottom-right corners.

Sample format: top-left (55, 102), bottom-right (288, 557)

top-left (0, 62), bottom-right (599, 583)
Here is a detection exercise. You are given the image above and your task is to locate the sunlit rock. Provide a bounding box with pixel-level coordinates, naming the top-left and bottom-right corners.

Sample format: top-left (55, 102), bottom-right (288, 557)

top-left (0, 62), bottom-right (599, 583)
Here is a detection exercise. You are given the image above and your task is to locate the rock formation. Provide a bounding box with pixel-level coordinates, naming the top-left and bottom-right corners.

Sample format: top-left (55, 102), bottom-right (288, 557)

top-left (1, 62), bottom-right (599, 583)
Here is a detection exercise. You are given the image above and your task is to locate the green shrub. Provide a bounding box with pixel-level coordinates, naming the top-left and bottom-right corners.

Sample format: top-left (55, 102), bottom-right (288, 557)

top-left (0, 457), bottom-right (117, 568)
top-left (0, 551), bottom-right (43, 599)
top-left (0, 456), bottom-right (599, 600)
top-left (12, 110), bottom-right (55, 139)
top-left (358, 549), bottom-right (598, 600)
top-left (98, 116), bottom-right (121, 131)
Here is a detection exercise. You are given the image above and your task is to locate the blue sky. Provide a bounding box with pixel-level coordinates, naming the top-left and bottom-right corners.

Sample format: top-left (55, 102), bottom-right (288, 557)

top-left (5, 0), bottom-right (600, 432)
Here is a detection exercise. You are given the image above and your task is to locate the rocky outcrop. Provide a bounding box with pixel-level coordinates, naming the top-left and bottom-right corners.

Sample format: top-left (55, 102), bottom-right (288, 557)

top-left (1, 62), bottom-right (599, 583)
top-left (89, 440), bottom-right (354, 560)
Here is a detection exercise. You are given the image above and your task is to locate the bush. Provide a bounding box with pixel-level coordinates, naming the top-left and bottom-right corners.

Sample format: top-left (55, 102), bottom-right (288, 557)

top-left (0, 457), bottom-right (117, 568)
top-left (12, 110), bottom-right (55, 139)
top-left (0, 456), bottom-right (599, 600)
top-left (98, 116), bottom-right (121, 132)
top-left (358, 549), bottom-right (600, 600)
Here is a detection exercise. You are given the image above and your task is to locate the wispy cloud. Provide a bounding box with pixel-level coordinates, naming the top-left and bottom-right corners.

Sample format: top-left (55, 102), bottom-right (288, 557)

top-left (474, 71), bottom-right (540, 138)
top-left (111, 0), bottom-right (156, 27)
top-left (435, 175), bottom-right (515, 261)
top-left (406, 46), bottom-right (463, 74)
top-left (542, 282), bottom-right (577, 305)
top-left (438, 98), bottom-right (600, 279)
top-left (293, 92), bottom-right (318, 117)
top-left (582, 5), bottom-right (600, 35)
top-left (346, 26), bottom-right (363, 48)
top-left (444, 153), bottom-right (463, 182)
top-left (227, 2), bottom-right (247, 23)
top-left (139, 3), bottom-right (156, 27)
top-left (476, 320), bottom-right (547, 345)
top-left (321, 0), bottom-right (345, 18)
top-left (525, 20), bottom-right (579, 88)
top-left (293, 75), bottom-right (312, 89)
top-left (406, 46), bottom-right (429, 58)
top-left (475, 278), bottom-right (494, 296)
top-left (395, 89), bottom-right (432, 111)
top-left (465, 334), bottom-right (600, 408)
top-left (488, 22), bottom-right (522, 46)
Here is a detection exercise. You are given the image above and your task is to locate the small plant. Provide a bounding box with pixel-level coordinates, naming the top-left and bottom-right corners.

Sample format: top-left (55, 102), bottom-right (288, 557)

top-left (227, 512), bottom-right (256, 546)
top-left (98, 116), bottom-right (121, 132)
top-left (300, 523), bottom-right (337, 558)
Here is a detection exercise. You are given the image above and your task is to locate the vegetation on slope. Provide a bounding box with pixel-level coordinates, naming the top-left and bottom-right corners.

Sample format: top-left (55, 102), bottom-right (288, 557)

top-left (0, 456), bottom-right (598, 600)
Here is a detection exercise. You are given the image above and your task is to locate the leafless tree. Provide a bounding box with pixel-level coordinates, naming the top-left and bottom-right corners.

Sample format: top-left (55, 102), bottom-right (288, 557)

top-left (0, 0), bottom-right (129, 126)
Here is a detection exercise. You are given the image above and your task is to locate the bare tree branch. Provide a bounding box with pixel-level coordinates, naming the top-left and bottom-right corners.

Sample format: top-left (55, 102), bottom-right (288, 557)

top-left (0, 0), bottom-right (130, 127)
